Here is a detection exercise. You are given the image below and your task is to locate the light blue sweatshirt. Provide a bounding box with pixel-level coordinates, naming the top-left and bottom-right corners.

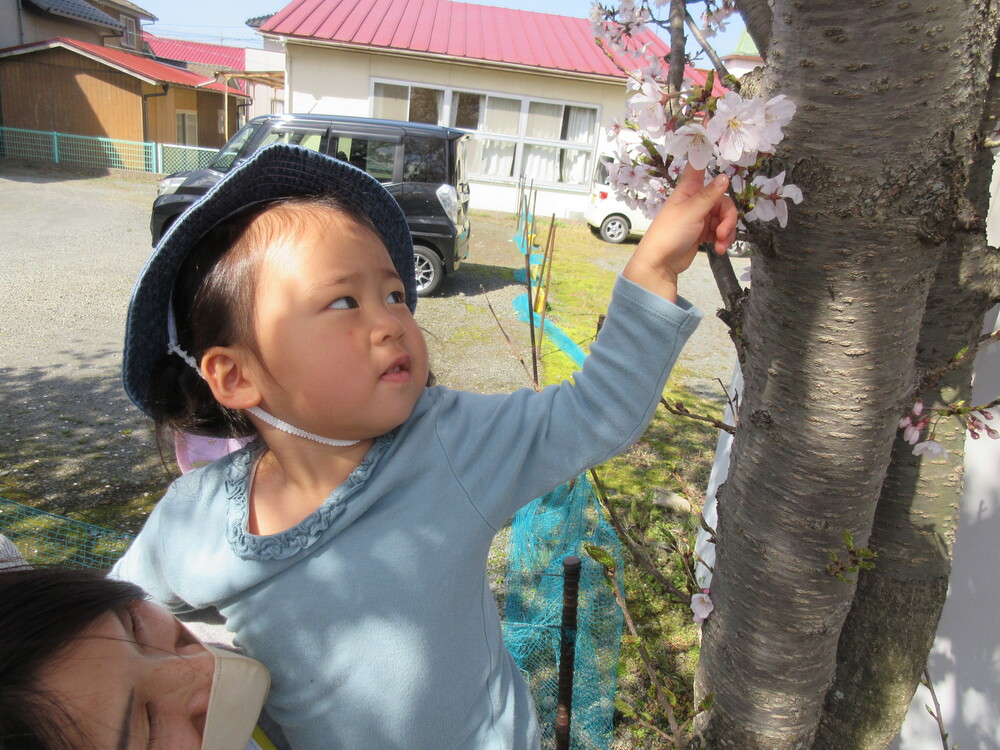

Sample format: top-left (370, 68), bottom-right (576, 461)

top-left (112, 276), bottom-right (701, 749)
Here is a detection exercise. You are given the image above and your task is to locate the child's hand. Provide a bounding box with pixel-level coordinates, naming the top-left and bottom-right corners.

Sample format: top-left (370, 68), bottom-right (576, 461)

top-left (622, 165), bottom-right (737, 302)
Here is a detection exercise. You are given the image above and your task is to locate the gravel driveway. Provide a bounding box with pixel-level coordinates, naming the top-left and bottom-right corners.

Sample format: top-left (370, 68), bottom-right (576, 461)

top-left (0, 164), bottom-right (743, 531)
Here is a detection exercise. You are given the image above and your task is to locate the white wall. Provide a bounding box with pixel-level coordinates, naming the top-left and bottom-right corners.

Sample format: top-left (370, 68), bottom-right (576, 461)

top-left (894, 149), bottom-right (1000, 749)
top-left (244, 48), bottom-right (286, 120)
top-left (284, 42), bottom-right (631, 217)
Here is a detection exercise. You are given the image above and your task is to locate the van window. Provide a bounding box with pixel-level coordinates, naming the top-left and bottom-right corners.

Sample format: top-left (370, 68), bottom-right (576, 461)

top-left (403, 135), bottom-right (448, 183)
top-left (258, 127), bottom-right (326, 153)
top-left (332, 136), bottom-right (396, 182)
top-left (209, 123), bottom-right (260, 172)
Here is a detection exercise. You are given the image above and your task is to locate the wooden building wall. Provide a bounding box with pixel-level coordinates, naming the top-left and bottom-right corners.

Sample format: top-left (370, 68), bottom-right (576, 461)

top-left (0, 47), bottom-right (142, 140)
top-left (147, 85), bottom-right (242, 149)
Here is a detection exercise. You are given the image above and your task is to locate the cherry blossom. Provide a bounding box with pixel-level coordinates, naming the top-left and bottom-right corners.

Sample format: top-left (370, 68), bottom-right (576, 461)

top-left (913, 441), bottom-right (948, 458)
top-left (664, 124), bottom-right (714, 170)
top-left (706, 92), bottom-right (765, 162)
top-left (759, 95), bottom-right (797, 152)
top-left (691, 590), bottom-right (714, 624)
top-left (744, 172), bottom-right (804, 228)
top-left (595, 1), bottom-right (803, 225)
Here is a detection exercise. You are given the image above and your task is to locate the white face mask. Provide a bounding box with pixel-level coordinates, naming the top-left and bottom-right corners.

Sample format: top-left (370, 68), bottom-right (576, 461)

top-left (201, 646), bottom-right (271, 750)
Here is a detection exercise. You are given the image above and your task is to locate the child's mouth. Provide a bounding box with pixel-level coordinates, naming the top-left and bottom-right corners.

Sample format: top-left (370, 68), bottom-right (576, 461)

top-left (381, 357), bottom-right (411, 383)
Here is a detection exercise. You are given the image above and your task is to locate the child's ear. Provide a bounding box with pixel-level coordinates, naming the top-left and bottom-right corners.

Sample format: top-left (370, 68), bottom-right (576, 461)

top-left (201, 346), bottom-right (262, 410)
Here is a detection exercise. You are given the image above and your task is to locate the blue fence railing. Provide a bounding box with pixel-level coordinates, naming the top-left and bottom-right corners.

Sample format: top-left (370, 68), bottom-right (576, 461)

top-left (0, 126), bottom-right (217, 174)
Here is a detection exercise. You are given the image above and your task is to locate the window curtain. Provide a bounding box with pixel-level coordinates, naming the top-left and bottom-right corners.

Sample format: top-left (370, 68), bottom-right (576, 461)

top-left (484, 97), bottom-right (520, 135)
top-left (373, 83), bottom-right (409, 121)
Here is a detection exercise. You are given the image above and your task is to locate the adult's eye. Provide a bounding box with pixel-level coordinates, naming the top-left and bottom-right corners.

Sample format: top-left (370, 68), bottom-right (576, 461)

top-left (329, 296), bottom-right (358, 310)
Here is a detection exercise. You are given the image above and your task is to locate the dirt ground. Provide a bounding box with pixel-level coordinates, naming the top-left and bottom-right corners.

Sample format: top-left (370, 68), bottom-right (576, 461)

top-left (0, 163), bottom-right (743, 532)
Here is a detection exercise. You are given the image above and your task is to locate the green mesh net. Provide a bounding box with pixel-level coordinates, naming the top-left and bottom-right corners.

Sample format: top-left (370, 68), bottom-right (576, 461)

top-left (0, 497), bottom-right (134, 568)
top-left (502, 474), bottom-right (625, 750)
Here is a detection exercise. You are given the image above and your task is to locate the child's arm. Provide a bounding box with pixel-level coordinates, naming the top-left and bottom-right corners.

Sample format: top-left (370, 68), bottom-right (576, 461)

top-left (622, 165), bottom-right (737, 303)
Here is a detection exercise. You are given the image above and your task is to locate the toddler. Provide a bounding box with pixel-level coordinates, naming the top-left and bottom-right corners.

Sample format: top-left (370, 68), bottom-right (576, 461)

top-left (113, 143), bottom-right (735, 749)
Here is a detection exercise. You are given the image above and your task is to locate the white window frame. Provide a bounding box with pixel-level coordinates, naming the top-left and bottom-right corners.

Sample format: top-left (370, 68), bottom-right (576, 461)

top-left (175, 110), bottom-right (198, 146)
top-left (370, 78), bottom-right (600, 190)
top-left (120, 15), bottom-right (137, 49)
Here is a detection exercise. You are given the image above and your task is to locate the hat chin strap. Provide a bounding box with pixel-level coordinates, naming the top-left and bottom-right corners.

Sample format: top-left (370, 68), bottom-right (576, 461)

top-left (245, 406), bottom-right (359, 448)
top-left (167, 304), bottom-right (358, 448)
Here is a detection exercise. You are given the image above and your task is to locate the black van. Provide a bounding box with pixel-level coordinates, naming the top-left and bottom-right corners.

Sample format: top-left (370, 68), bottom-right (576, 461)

top-left (151, 114), bottom-right (471, 296)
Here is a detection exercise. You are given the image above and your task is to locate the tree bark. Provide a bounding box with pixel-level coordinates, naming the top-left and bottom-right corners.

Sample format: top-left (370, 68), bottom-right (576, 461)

top-left (695, 2), bottom-right (999, 746)
top-left (814, 12), bottom-right (1000, 746)
top-left (733, 0), bottom-right (772, 53)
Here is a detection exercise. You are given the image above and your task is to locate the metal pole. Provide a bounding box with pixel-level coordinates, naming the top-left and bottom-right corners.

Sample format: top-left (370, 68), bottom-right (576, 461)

top-left (555, 555), bottom-right (582, 750)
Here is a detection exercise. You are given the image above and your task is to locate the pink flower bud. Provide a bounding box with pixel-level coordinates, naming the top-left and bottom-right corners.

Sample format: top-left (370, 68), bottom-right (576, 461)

top-left (911, 400), bottom-right (924, 417)
top-left (987, 427), bottom-right (999, 440)
top-left (970, 418), bottom-right (986, 431)
top-left (969, 429), bottom-right (981, 440)
top-left (980, 410), bottom-right (994, 421)
top-left (904, 424), bottom-right (921, 444)
top-left (898, 416), bottom-right (912, 429)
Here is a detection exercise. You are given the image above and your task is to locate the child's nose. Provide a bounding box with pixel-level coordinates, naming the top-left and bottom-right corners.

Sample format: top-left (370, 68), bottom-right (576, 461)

top-left (370, 304), bottom-right (406, 341)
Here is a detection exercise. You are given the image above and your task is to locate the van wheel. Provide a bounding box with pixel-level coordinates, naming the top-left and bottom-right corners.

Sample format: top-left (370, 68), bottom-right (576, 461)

top-left (414, 245), bottom-right (444, 297)
top-left (599, 215), bottom-right (630, 244)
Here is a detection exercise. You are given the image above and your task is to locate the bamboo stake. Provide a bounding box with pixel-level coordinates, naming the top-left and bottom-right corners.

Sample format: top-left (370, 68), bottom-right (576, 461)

top-left (536, 223), bottom-right (556, 359)
top-left (523, 252), bottom-right (538, 387)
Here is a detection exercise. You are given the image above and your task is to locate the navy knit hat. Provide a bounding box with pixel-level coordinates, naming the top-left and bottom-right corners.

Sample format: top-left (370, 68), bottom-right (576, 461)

top-left (122, 143), bottom-right (415, 416)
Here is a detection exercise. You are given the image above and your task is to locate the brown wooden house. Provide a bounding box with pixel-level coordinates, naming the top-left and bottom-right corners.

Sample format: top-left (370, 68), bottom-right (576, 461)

top-left (0, 36), bottom-right (248, 148)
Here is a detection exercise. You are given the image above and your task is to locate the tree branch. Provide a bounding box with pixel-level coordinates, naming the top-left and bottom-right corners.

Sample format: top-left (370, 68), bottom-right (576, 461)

top-left (705, 246), bottom-right (748, 363)
top-left (667, 0), bottom-right (687, 99)
top-left (684, 11), bottom-right (734, 86)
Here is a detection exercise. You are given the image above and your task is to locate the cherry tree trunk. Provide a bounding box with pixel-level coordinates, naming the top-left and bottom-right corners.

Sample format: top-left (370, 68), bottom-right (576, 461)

top-left (694, 2), bottom-right (999, 747)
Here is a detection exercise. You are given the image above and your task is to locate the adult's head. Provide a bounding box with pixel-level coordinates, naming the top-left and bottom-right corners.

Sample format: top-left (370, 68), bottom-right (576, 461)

top-left (0, 567), bottom-right (268, 750)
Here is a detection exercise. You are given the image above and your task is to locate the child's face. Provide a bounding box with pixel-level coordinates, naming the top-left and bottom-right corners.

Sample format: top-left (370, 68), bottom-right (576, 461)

top-left (247, 209), bottom-right (429, 441)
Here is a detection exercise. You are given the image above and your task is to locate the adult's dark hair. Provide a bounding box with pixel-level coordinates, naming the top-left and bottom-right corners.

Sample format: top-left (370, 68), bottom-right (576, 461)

top-left (148, 195), bottom-right (384, 440)
top-left (0, 567), bottom-right (144, 750)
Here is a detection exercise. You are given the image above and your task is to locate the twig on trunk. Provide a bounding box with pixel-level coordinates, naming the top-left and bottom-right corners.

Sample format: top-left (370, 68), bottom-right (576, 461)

top-left (601, 551), bottom-right (686, 746)
top-left (920, 328), bottom-right (1000, 391)
top-left (589, 469), bottom-right (691, 604)
top-left (921, 667), bottom-right (954, 750)
top-left (660, 397), bottom-right (735, 434)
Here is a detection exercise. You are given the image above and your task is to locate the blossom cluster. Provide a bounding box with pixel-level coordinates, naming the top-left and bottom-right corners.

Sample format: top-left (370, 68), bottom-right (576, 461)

top-left (701, 0), bottom-right (737, 39)
top-left (592, 2), bottom-right (803, 225)
top-left (899, 399), bottom-right (999, 458)
top-left (691, 589), bottom-right (713, 624)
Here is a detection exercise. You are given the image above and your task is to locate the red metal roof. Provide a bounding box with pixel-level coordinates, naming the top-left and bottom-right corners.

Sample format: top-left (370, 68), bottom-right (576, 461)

top-left (0, 37), bottom-right (247, 96)
top-left (142, 32), bottom-right (246, 71)
top-left (260, 0), bottom-right (713, 84)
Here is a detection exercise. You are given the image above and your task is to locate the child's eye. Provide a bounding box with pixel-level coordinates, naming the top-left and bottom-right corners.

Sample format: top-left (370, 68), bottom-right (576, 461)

top-left (329, 297), bottom-right (359, 310)
top-left (386, 290), bottom-right (406, 305)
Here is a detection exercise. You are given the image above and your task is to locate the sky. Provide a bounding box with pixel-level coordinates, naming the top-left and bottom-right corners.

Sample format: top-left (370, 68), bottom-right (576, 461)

top-left (139, 0), bottom-right (748, 59)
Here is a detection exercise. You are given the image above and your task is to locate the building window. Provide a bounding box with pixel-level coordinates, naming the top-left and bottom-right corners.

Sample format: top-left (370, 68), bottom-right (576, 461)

top-left (121, 16), bottom-right (137, 49)
top-left (371, 80), bottom-right (597, 188)
top-left (175, 111), bottom-right (197, 145)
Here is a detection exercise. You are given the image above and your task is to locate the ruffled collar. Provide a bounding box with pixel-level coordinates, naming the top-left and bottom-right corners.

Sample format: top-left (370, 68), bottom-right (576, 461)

top-left (225, 433), bottom-right (395, 560)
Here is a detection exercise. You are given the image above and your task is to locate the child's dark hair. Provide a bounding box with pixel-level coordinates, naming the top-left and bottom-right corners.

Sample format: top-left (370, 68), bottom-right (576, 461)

top-left (148, 195), bottom-right (385, 440)
top-left (0, 566), bottom-right (144, 750)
